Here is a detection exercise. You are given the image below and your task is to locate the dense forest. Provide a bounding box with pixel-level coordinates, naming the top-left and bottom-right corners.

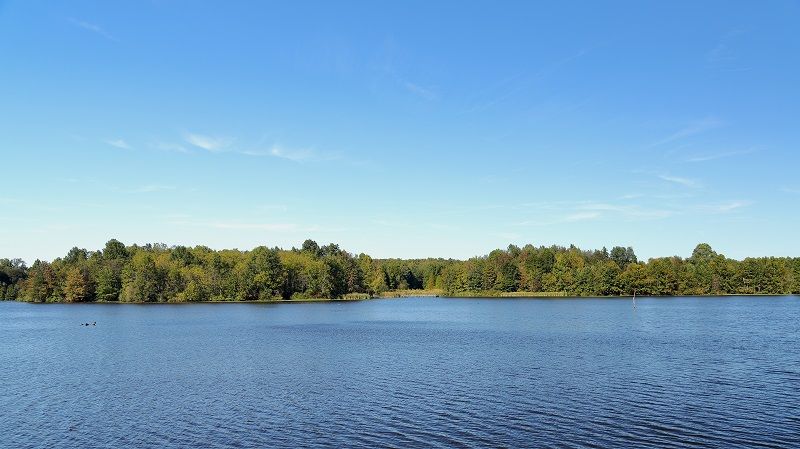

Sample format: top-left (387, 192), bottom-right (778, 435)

top-left (1, 239), bottom-right (799, 302)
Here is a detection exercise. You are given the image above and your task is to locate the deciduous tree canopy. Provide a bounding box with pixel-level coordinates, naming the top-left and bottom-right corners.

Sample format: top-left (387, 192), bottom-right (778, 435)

top-left (1, 241), bottom-right (798, 302)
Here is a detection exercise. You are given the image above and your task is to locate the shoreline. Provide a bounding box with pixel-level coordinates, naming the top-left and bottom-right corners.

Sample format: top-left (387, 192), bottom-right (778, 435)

top-left (3, 292), bottom-right (797, 304)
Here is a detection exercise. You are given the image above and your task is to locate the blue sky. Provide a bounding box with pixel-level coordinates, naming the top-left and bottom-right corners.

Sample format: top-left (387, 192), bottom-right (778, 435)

top-left (1, 1), bottom-right (799, 263)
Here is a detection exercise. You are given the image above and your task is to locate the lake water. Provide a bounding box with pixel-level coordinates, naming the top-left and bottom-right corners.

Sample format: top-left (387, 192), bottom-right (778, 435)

top-left (1, 296), bottom-right (799, 448)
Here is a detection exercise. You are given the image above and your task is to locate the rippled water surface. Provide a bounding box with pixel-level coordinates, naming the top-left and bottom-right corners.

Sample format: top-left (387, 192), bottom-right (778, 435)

top-left (2, 296), bottom-right (799, 448)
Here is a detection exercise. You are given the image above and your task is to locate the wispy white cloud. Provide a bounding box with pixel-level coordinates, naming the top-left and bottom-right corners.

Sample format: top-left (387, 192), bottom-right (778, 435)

top-left (515, 211), bottom-right (601, 227)
top-left (129, 185), bottom-right (176, 193)
top-left (370, 218), bottom-right (411, 228)
top-left (564, 211), bottom-right (602, 222)
top-left (461, 48), bottom-right (590, 115)
top-left (161, 213), bottom-right (192, 220)
top-left (701, 200), bottom-right (752, 213)
top-left (492, 232), bottom-right (522, 241)
top-left (254, 145), bottom-right (338, 163)
top-left (269, 146), bottom-right (314, 162)
top-left (68, 18), bottom-right (117, 42)
top-left (447, 194), bottom-right (752, 231)
top-left (706, 30), bottom-right (751, 73)
top-left (707, 43), bottom-right (736, 66)
top-left (440, 195), bottom-right (697, 225)
top-left (576, 202), bottom-right (675, 219)
top-left (428, 223), bottom-right (459, 231)
top-left (158, 134), bottom-right (346, 164)
top-left (256, 204), bottom-right (289, 212)
top-left (30, 223), bottom-right (73, 233)
top-left (378, 54), bottom-right (439, 101)
top-left (207, 222), bottom-right (298, 231)
top-left (781, 187), bottom-right (800, 195)
top-left (403, 81), bottom-right (438, 100)
top-left (659, 174), bottom-right (700, 188)
top-left (650, 117), bottom-right (725, 147)
top-left (168, 219), bottom-right (301, 232)
top-left (152, 141), bottom-right (191, 154)
top-left (184, 133), bottom-right (231, 152)
top-left (105, 139), bottom-right (131, 150)
top-left (685, 148), bottom-right (756, 162)
top-left (460, 73), bottom-right (524, 114)
top-left (369, 219), bottom-right (458, 232)
top-left (578, 198), bottom-right (749, 218)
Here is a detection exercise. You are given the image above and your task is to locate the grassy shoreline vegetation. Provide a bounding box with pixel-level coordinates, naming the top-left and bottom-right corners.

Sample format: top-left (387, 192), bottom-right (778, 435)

top-left (1, 239), bottom-right (799, 303)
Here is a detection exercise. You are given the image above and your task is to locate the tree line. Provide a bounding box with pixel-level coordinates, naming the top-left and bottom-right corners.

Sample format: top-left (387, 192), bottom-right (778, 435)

top-left (1, 240), bottom-right (798, 302)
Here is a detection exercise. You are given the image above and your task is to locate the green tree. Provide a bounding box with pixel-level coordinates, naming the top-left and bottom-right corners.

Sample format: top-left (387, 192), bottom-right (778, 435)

top-left (369, 270), bottom-right (388, 295)
top-left (120, 251), bottom-right (163, 302)
top-left (179, 266), bottom-right (211, 302)
top-left (280, 251), bottom-right (312, 299)
top-left (64, 247), bottom-right (89, 265)
top-left (95, 265), bottom-right (122, 301)
top-left (610, 246), bottom-right (637, 270)
top-left (103, 239), bottom-right (129, 260)
top-left (301, 239), bottom-right (321, 257)
top-left (690, 243), bottom-right (718, 262)
top-left (619, 263), bottom-right (649, 295)
top-left (22, 260), bottom-right (60, 302)
top-left (171, 245), bottom-right (196, 266)
top-left (241, 246), bottom-right (283, 300)
top-left (0, 258), bottom-right (26, 300)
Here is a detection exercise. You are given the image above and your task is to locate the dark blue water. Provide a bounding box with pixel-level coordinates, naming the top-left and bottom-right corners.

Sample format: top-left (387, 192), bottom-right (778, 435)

top-left (1, 296), bottom-right (799, 448)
